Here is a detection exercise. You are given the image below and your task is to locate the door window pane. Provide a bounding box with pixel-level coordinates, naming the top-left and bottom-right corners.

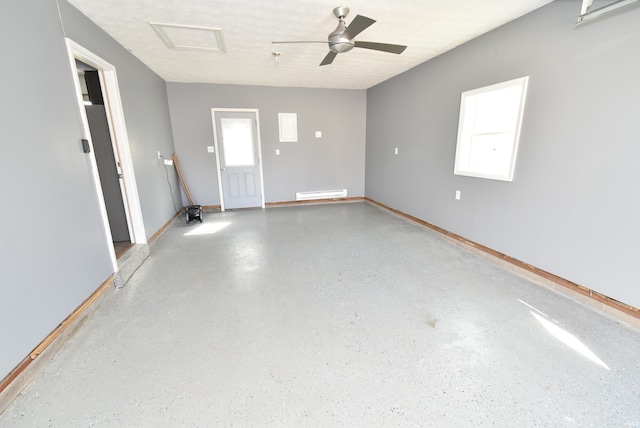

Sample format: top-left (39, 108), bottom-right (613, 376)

top-left (221, 118), bottom-right (255, 166)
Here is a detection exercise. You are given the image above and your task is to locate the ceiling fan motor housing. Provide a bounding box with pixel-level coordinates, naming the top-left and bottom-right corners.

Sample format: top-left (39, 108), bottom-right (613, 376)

top-left (328, 19), bottom-right (354, 53)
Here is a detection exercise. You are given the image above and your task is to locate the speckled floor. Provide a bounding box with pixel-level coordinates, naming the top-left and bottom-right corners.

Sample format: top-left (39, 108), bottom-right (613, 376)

top-left (1, 202), bottom-right (639, 427)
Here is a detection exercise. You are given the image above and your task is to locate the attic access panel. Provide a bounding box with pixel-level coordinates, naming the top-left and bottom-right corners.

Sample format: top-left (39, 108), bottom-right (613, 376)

top-left (150, 22), bottom-right (226, 52)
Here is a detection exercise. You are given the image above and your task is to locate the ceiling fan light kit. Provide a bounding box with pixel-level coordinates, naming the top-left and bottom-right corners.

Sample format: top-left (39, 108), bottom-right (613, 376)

top-left (272, 6), bottom-right (407, 66)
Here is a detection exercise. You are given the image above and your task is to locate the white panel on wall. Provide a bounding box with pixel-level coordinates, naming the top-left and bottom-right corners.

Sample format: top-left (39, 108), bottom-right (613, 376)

top-left (278, 113), bottom-right (298, 142)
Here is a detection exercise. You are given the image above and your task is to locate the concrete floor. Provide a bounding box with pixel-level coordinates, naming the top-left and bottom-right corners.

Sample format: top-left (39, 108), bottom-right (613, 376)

top-left (1, 202), bottom-right (639, 427)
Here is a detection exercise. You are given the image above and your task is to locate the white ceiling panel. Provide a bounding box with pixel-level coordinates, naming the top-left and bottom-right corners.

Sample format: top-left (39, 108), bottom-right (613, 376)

top-left (66, 0), bottom-right (555, 89)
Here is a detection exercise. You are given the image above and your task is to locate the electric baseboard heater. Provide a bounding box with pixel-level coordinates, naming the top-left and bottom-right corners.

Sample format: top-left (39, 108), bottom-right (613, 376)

top-left (296, 189), bottom-right (347, 201)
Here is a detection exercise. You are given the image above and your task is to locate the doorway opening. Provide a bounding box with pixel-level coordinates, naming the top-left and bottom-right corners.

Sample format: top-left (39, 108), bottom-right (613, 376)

top-left (66, 39), bottom-right (148, 286)
top-left (76, 61), bottom-right (132, 258)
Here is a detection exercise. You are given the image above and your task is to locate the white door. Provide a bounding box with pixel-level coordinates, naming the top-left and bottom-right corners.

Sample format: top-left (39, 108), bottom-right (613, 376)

top-left (85, 103), bottom-right (131, 242)
top-left (212, 110), bottom-right (265, 210)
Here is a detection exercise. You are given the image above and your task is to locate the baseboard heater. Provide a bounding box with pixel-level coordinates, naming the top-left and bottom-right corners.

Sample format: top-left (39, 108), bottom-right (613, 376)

top-left (296, 189), bottom-right (347, 201)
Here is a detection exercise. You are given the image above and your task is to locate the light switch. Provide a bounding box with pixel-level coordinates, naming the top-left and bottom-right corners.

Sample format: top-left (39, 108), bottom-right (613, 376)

top-left (315, 131), bottom-right (322, 138)
top-left (207, 146), bottom-right (215, 153)
top-left (455, 190), bottom-right (461, 200)
top-left (394, 147), bottom-right (398, 155)
top-left (276, 149), bottom-right (280, 155)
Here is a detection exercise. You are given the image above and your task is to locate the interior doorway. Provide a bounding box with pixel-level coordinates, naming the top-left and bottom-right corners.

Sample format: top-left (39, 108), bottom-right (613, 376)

top-left (65, 39), bottom-right (147, 275)
top-left (77, 62), bottom-right (132, 257)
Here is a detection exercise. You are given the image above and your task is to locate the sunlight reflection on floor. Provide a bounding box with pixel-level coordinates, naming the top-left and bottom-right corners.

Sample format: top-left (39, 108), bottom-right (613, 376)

top-left (519, 299), bottom-right (609, 370)
top-left (531, 311), bottom-right (610, 370)
top-left (184, 222), bottom-right (230, 236)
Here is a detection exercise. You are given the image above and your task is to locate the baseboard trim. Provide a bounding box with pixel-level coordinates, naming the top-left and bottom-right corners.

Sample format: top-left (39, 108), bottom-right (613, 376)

top-left (365, 197), bottom-right (640, 326)
top-left (149, 208), bottom-right (183, 244)
top-left (0, 275), bottom-right (115, 412)
top-left (201, 205), bottom-right (221, 211)
top-left (267, 197), bottom-right (364, 207)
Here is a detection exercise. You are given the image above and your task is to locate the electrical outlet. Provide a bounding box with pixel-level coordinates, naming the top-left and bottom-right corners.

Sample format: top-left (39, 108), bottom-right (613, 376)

top-left (315, 131), bottom-right (322, 138)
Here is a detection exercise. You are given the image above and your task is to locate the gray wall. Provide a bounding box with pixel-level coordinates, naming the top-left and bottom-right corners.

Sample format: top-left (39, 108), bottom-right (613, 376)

top-left (166, 84), bottom-right (366, 205)
top-left (365, 1), bottom-right (640, 309)
top-left (0, 0), bottom-right (178, 379)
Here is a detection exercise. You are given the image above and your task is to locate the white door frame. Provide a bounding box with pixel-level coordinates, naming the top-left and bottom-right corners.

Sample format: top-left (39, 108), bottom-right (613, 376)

top-left (211, 108), bottom-right (266, 211)
top-left (65, 39), bottom-right (147, 271)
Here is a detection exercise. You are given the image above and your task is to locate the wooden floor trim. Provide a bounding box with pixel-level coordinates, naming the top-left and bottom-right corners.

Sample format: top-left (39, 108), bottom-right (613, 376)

top-left (0, 275), bottom-right (114, 398)
top-left (201, 205), bottom-right (221, 211)
top-left (148, 208), bottom-right (183, 244)
top-left (365, 197), bottom-right (640, 321)
top-left (30, 275), bottom-right (114, 359)
top-left (0, 358), bottom-right (32, 400)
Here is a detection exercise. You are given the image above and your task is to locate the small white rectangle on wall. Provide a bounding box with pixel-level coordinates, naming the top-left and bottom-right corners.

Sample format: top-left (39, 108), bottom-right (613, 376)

top-left (278, 113), bottom-right (298, 142)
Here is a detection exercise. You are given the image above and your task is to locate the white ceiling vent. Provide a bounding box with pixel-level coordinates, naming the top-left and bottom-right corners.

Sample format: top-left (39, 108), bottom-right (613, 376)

top-left (150, 22), bottom-right (227, 52)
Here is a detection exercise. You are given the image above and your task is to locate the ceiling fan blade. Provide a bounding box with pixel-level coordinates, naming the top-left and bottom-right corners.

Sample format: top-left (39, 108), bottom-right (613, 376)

top-left (354, 41), bottom-right (407, 54)
top-left (320, 51), bottom-right (337, 66)
top-left (272, 41), bottom-right (326, 44)
top-left (342, 15), bottom-right (376, 40)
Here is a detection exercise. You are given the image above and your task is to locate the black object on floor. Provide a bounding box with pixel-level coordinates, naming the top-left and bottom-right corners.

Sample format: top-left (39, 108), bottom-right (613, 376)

top-left (186, 205), bottom-right (202, 224)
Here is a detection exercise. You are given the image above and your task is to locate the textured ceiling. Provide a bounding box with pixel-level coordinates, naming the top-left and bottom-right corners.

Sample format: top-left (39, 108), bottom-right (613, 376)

top-left (66, 0), bottom-right (554, 89)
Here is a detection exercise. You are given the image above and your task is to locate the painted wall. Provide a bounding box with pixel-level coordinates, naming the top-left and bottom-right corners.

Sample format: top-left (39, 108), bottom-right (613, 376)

top-left (0, 0), bottom-right (177, 379)
top-left (166, 83), bottom-right (366, 205)
top-left (365, 1), bottom-right (640, 309)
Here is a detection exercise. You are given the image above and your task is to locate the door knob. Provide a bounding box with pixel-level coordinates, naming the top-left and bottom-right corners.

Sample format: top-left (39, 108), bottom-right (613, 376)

top-left (221, 167), bottom-right (226, 171)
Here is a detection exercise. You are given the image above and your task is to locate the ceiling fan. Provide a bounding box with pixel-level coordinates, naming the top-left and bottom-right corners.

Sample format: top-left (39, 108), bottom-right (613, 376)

top-left (272, 6), bottom-right (408, 66)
